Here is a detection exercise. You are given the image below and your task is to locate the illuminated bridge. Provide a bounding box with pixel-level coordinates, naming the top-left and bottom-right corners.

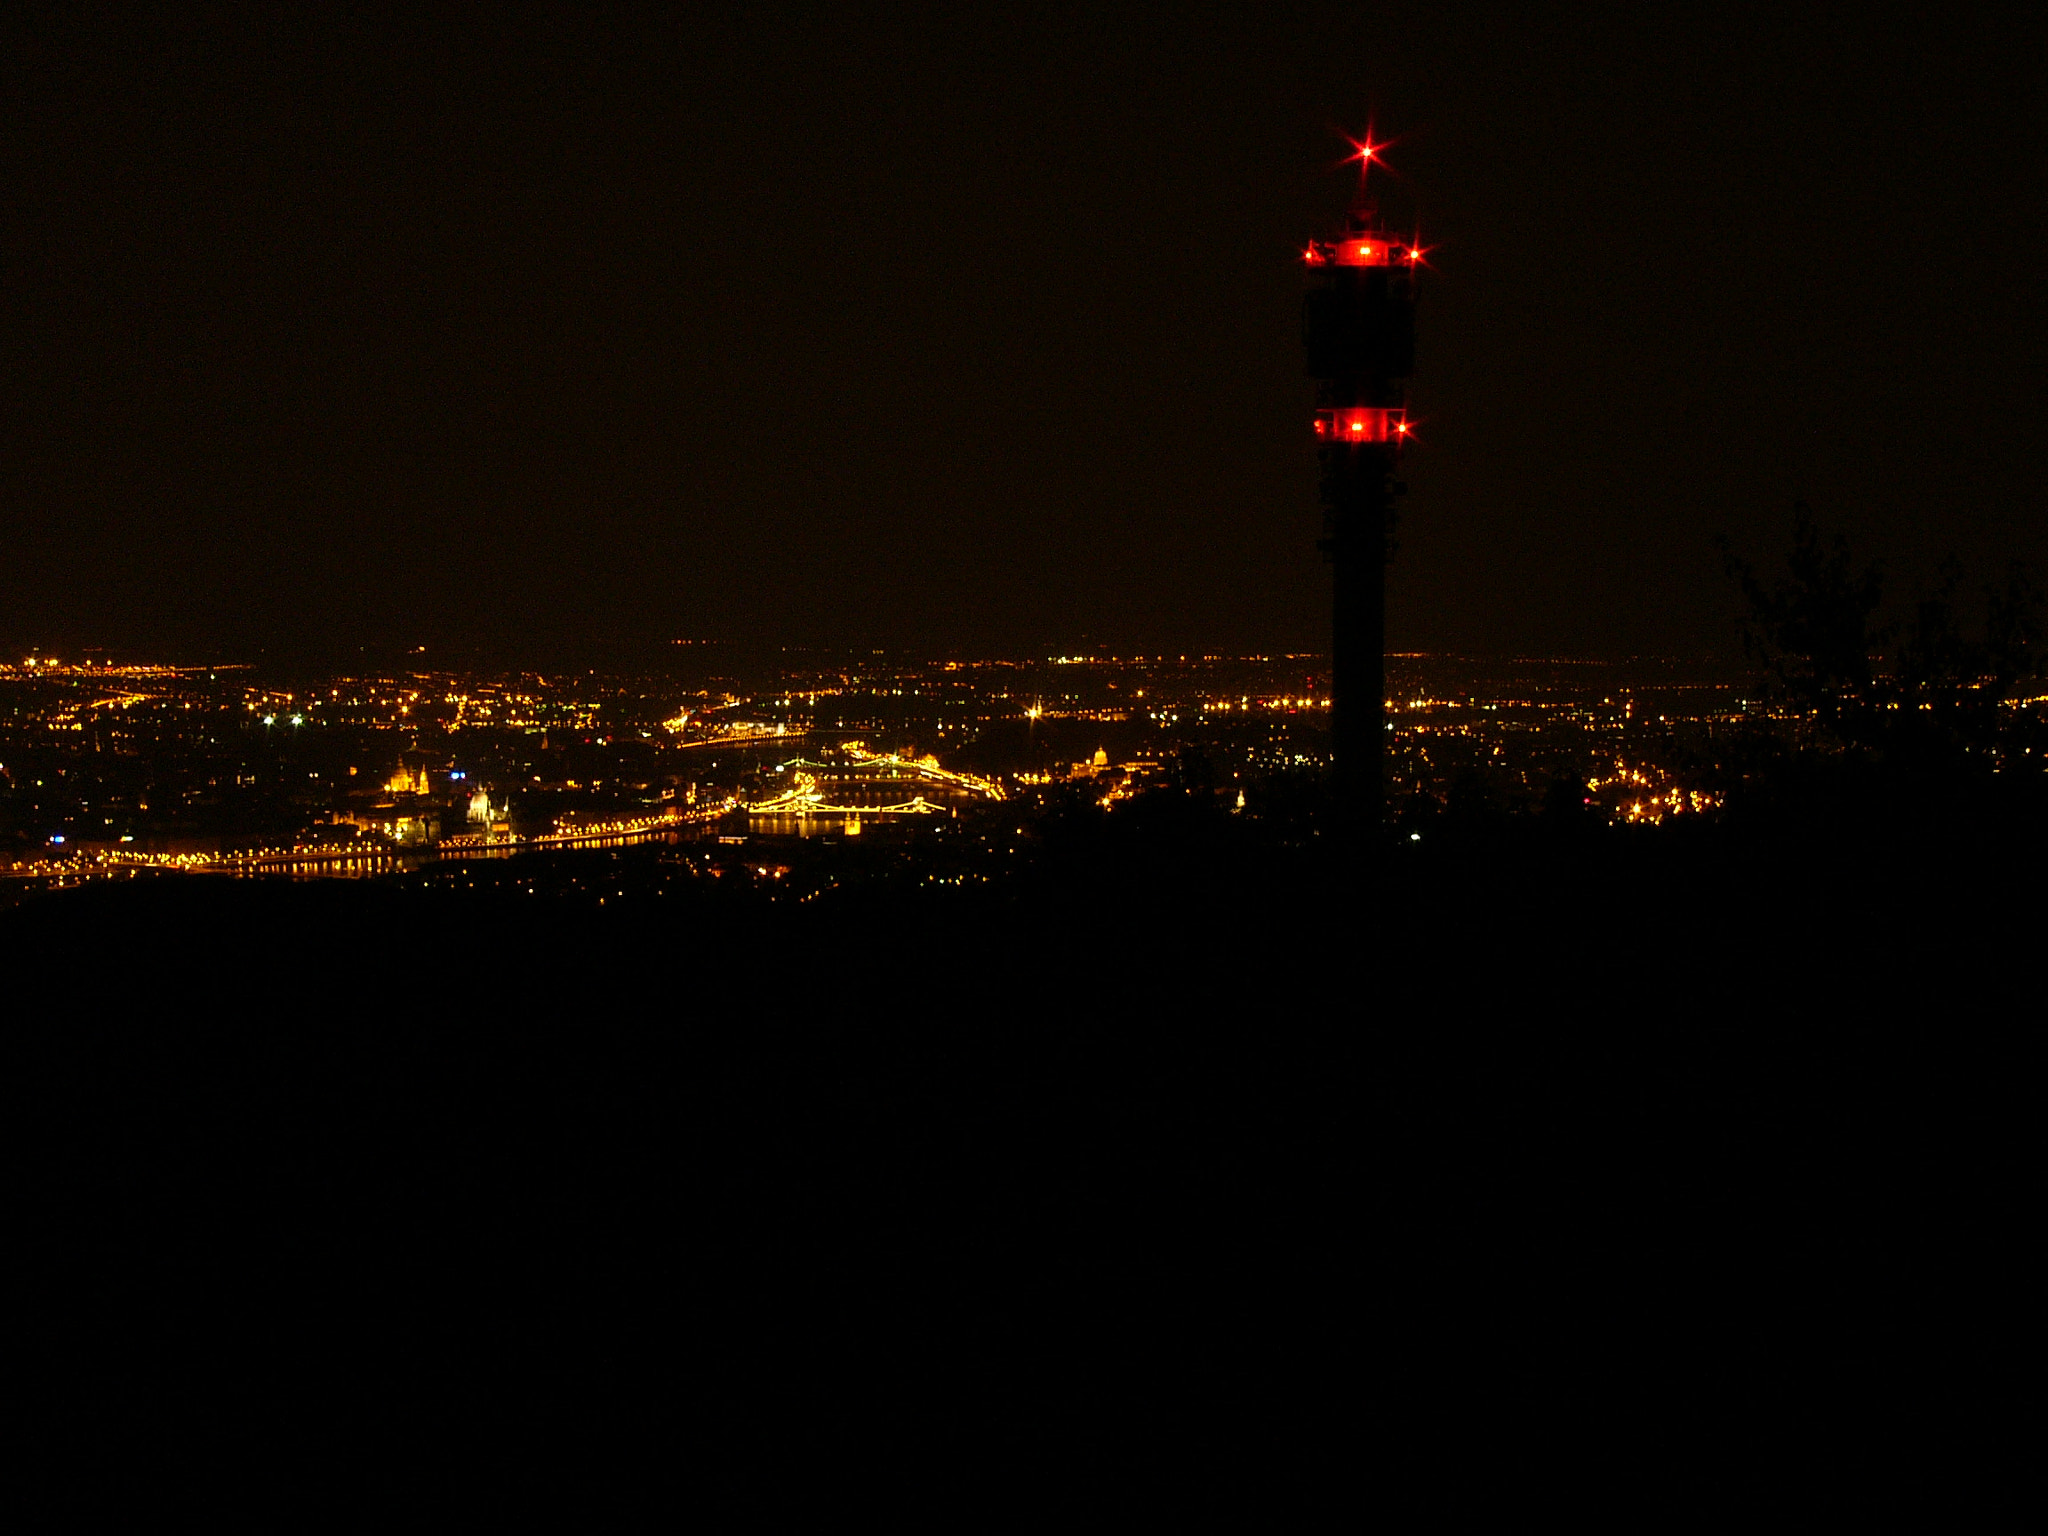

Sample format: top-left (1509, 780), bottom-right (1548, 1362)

top-left (740, 748), bottom-right (1004, 820)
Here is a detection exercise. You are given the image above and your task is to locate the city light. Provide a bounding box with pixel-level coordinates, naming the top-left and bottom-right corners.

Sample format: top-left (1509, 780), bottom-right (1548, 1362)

top-left (0, 648), bottom-right (1934, 901)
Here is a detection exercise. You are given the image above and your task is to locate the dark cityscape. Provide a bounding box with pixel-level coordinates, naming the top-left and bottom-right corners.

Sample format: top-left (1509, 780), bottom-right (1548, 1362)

top-left (6, 5), bottom-right (2043, 1526)
top-left (0, 645), bottom-right (1799, 890)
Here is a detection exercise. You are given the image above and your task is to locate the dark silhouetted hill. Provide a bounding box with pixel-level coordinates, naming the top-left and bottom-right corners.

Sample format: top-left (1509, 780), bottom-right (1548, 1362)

top-left (5, 792), bottom-right (2038, 1523)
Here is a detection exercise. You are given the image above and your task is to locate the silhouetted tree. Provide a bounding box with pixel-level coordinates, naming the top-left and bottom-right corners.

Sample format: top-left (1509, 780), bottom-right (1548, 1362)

top-left (1985, 564), bottom-right (2046, 689)
top-left (1893, 559), bottom-right (2045, 747)
top-left (1718, 507), bottom-right (2048, 822)
top-left (1717, 503), bottom-right (1886, 732)
top-left (1168, 745), bottom-right (1216, 798)
top-left (1444, 767), bottom-right (1507, 827)
top-left (1540, 774), bottom-right (1595, 829)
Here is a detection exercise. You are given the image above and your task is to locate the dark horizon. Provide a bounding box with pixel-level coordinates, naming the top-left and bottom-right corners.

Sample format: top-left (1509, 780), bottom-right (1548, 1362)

top-left (10, 6), bottom-right (2048, 663)
top-left (4, 635), bottom-right (1767, 680)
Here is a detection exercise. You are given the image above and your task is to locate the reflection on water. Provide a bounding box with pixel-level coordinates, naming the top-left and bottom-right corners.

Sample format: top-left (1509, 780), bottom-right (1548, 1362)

top-left (744, 813), bottom-right (910, 838)
top-left (208, 821), bottom-right (694, 879)
top-left (223, 852), bottom-right (408, 880)
top-left (23, 813), bottom-right (830, 889)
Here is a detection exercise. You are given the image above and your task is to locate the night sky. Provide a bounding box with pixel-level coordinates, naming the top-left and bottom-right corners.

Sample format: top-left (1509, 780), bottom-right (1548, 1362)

top-left (8, 4), bottom-right (2048, 663)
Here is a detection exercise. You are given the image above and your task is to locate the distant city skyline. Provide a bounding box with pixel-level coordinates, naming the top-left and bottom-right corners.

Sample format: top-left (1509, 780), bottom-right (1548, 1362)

top-left (1, 645), bottom-right (1794, 895)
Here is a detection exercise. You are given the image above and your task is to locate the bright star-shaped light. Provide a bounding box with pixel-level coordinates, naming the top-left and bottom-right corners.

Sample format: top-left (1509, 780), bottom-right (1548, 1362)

top-left (1345, 127), bottom-right (1399, 187)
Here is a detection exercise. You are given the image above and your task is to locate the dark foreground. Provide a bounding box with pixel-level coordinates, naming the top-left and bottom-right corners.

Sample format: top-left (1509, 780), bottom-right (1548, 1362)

top-left (4, 810), bottom-right (2037, 1524)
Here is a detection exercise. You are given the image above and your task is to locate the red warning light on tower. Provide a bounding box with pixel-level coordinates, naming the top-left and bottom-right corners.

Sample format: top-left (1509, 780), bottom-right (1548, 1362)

top-left (1304, 238), bottom-right (1414, 268)
top-left (1302, 236), bottom-right (1427, 269)
top-left (1312, 407), bottom-right (1408, 443)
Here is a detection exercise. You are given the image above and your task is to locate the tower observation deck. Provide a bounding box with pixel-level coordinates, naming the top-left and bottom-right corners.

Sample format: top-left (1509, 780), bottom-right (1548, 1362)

top-left (1303, 141), bottom-right (1422, 829)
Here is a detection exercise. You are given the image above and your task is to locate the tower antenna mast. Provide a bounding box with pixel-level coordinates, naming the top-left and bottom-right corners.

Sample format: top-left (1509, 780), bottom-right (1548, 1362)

top-left (1302, 132), bottom-right (1422, 836)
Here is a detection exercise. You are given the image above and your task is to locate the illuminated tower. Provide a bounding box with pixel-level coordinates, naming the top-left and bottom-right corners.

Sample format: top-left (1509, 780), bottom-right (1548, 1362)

top-left (1302, 136), bottom-right (1421, 827)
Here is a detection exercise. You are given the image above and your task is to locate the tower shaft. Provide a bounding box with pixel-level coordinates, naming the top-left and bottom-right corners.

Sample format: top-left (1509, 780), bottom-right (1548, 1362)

top-left (1303, 220), bottom-right (1419, 834)
top-left (1322, 453), bottom-right (1395, 820)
